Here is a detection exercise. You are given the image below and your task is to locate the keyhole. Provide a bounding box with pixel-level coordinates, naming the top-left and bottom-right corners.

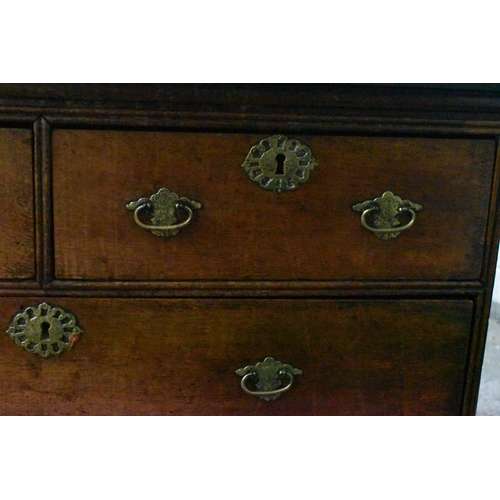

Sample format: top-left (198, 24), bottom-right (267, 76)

top-left (275, 154), bottom-right (286, 175)
top-left (40, 322), bottom-right (51, 341)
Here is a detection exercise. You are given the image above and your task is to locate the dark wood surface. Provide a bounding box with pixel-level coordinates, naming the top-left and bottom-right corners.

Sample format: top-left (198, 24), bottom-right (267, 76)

top-left (5, 85), bottom-right (500, 136)
top-left (0, 128), bottom-right (34, 279)
top-left (0, 298), bottom-right (472, 416)
top-left (1, 84), bottom-right (499, 415)
top-left (52, 130), bottom-right (495, 282)
top-left (2, 84), bottom-right (500, 117)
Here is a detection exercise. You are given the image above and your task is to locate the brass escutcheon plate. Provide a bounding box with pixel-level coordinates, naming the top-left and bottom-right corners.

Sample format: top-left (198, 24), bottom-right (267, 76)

top-left (6, 302), bottom-right (83, 358)
top-left (242, 135), bottom-right (317, 193)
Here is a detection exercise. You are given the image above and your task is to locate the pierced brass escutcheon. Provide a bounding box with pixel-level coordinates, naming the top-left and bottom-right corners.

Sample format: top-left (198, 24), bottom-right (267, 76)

top-left (236, 357), bottom-right (303, 401)
top-left (352, 191), bottom-right (423, 240)
top-left (126, 187), bottom-right (202, 238)
top-left (6, 302), bottom-right (83, 358)
top-left (242, 134), bottom-right (317, 193)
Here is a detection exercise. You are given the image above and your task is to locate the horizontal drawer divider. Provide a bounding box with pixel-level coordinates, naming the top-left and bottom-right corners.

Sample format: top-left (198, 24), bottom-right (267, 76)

top-left (40, 111), bottom-right (500, 136)
top-left (0, 280), bottom-right (474, 299)
top-left (47, 279), bottom-right (485, 290)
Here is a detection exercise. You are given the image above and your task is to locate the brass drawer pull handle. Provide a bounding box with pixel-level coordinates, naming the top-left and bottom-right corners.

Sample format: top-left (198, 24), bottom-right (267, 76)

top-left (6, 302), bottom-right (83, 358)
top-left (360, 206), bottom-right (417, 234)
top-left (132, 201), bottom-right (194, 232)
top-left (236, 356), bottom-right (302, 401)
top-left (126, 187), bottom-right (202, 238)
top-left (240, 371), bottom-right (294, 398)
top-left (352, 191), bottom-right (423, 240)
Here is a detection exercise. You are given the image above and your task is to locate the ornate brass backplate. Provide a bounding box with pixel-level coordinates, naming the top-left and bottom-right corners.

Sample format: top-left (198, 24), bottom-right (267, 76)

top-left (236, 356), bottom-right (303, 401)
top-left (242, 135), bottom-right (317, 193)
top-left (126, 187), bottom-right (202, 237)
top-left (6, 302), bottom-right (83, 358)
top-left (352, 191), bottom-right (423, 240)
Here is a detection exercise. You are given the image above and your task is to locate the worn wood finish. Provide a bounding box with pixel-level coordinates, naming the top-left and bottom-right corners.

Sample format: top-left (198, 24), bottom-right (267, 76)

top-left (6, 85), bottom-right (500, 136)
top-left (463, 142), bottom-right (500, 414)
top-left (1, 84), bottom-right (500, 416)
top-left (34, 117), bottom-right (54, 285)
top-left (52, 130), bottom-right (494, 282)
top-left (0, 298), bottom-right (472, 416)
top-left (42, 279), bottom-right (484, 298)
top-left (0, 128), bottom-right (34, 279)
top-left (2, 84), bottom-right (500, 119)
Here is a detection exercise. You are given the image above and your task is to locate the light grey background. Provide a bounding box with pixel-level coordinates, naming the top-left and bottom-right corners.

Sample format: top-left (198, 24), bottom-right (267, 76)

top-left (476, 262), bottom-right (500, 415)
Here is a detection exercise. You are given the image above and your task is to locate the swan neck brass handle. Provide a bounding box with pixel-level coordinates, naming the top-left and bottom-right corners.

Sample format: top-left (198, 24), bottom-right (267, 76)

top-left (132, 202), bottom-right (194, 232)
top-left (353, 191), bottom-right (422, 240)
top-left (236, 357), bottom-right (302, 402)
top-left (126, 188), bottom-right (202, 238)
top-left (360, 207), bottom-right (417, 234)
top-left (240, 370), bottom-right (294, 398)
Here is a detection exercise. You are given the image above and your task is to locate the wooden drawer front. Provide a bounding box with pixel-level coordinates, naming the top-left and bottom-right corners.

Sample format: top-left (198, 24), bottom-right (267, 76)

top-left (0, 128), bottom-right (34, 279)
top-left (53, 131), bottom-right (495, 281)
top-left (1, 298), bottom-right (472, 415)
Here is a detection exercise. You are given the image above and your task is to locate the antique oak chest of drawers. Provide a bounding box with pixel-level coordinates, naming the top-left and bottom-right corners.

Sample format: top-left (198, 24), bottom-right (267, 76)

top-left (1, 84), bottom-right (499, 415)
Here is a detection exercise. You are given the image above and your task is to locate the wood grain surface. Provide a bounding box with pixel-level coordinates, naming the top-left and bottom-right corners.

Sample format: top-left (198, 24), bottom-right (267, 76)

top-left (0, 298), bottom-right (472, 415)
top-left (1, 85), bottom-right (499, 417)
top-left (0, 128), bottom-right (34, 279)
top-left (52, 131), bottom-right (495, 281)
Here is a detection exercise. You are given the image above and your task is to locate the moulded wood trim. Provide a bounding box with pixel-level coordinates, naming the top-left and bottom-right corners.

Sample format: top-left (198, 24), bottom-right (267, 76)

top-left (0, 280), bottom-right (42, 288)
top-left (38, 279), bottom-right (485, 299)
top-left (33, 117), bottom-right (54, 286)
top-left (38, 112), bottom-right (500, 136)
top-left (40, 109), bottom-right (500, 136)
top-left (2, 104), bottom-right (500, 135)
top-left (0, 113), bottom-right (39, 125)
top-left (463, 142), bottom-right (500, 414)
top-left (479, 139), bottom-right (500, 287)
top-left (2, 83), bottom-right (500, 114)
top-left (0, 288), bottom-right (482, 300)
top-left (462, 293), bottom-right (485, 415)
top-left (0, 282), bottom-right (44, 298)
